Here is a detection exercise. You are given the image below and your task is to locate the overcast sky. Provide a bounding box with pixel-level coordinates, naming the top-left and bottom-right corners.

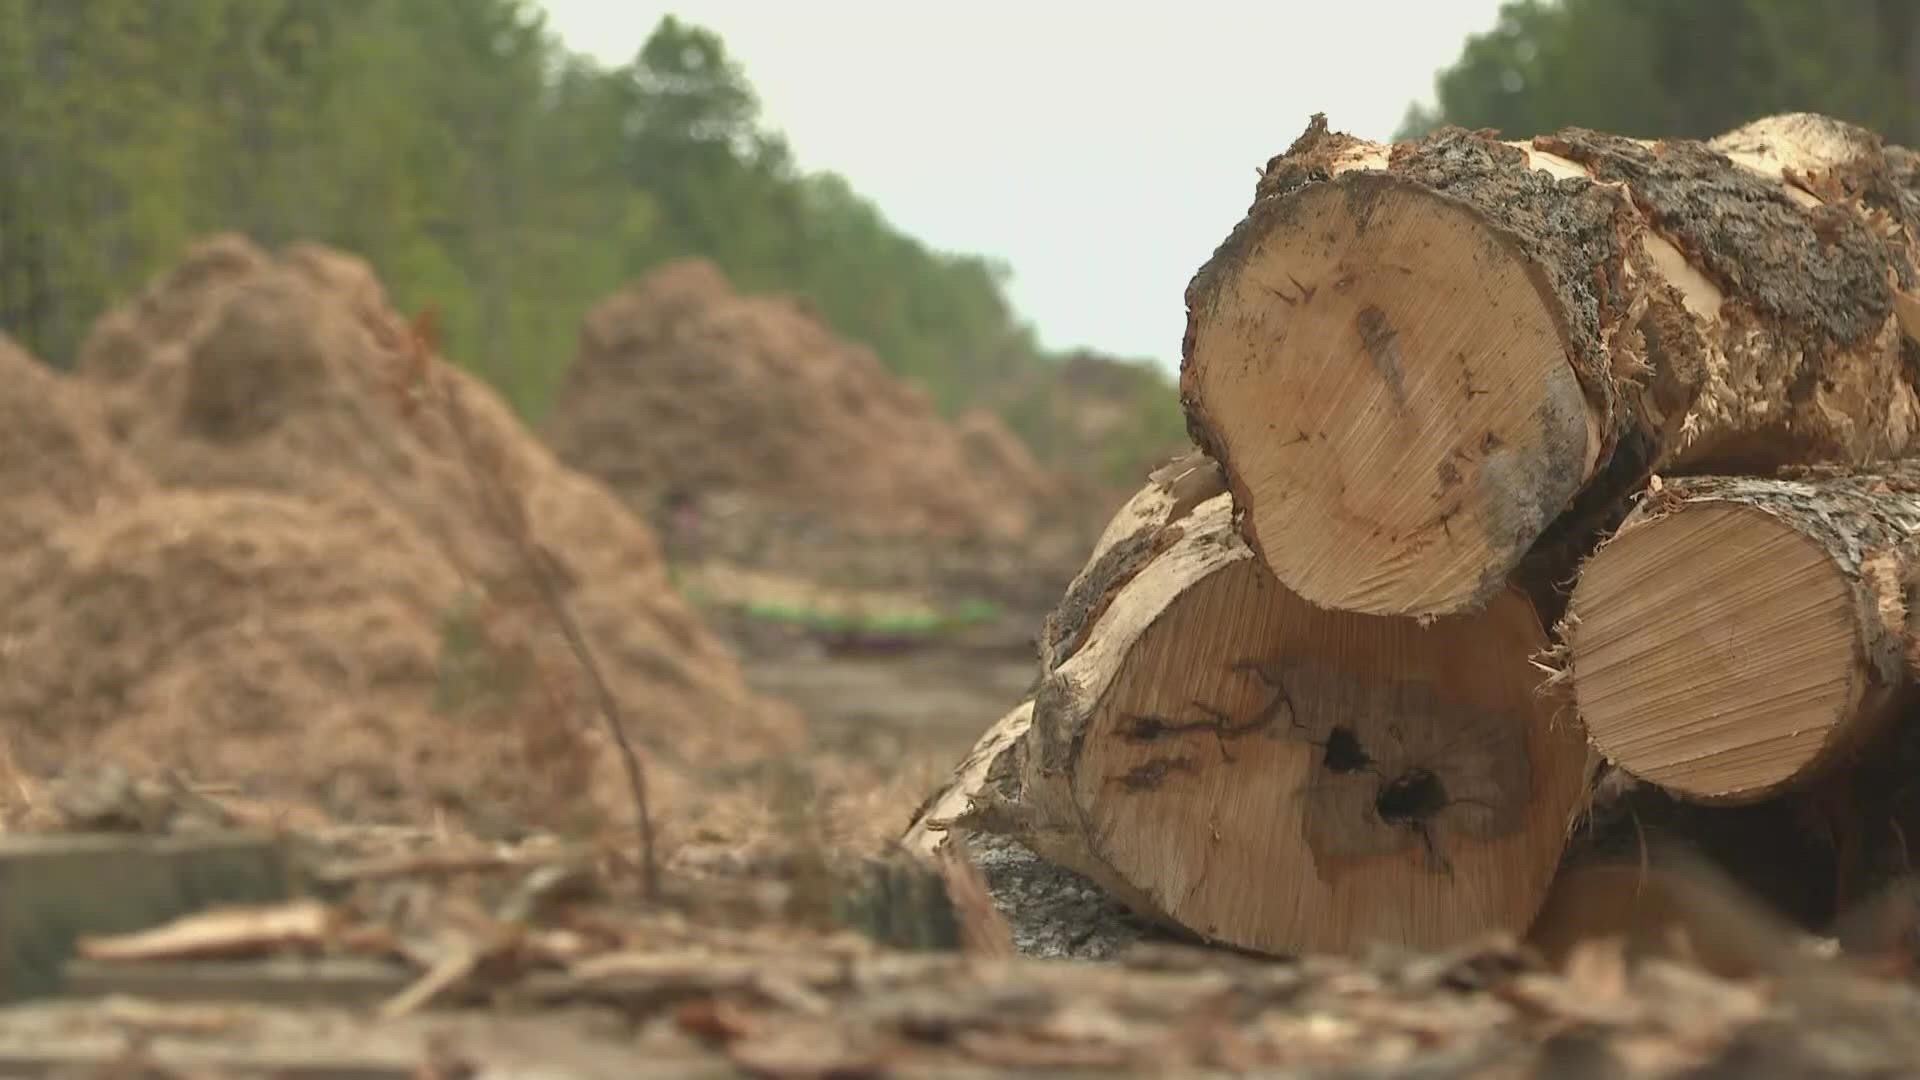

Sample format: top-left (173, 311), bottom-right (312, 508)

top-left (536, 1), bottom-right (1507, 368)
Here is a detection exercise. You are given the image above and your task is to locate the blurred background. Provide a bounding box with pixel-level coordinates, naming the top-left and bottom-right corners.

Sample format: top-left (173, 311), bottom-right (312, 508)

top-left (0, 0), bottom-right (1914, 846)
top-left (10, 0), bottom-right (1914, 406)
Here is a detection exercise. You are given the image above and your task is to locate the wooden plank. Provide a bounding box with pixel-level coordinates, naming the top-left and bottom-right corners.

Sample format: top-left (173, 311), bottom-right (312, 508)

top-left (59, 956), bottom-right (412, 1007)
top-left (0, 831), bottom-right (293, 1002)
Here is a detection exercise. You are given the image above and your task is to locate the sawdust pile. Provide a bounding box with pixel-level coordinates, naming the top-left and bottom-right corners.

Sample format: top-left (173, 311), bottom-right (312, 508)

top-left (982, 349), bottom-right (1190, 511)
top-left (953, 408), bottom-right (1064, 513)
top-left (0, 336), bottom-right (143, 560)
top-left (0, 236), bottom-right (802, 835)
top-left (542, 259), bottom-right (1041, 543)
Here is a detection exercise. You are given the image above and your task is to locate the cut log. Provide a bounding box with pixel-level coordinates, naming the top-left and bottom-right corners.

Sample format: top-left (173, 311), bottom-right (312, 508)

top-left (1038, 447), bottom-right (1226, 671)
top-left (903, 448), bottom-right (1226, 857)
top-left (1182, 111), bottom-right (1920, 619)
top-left (952, 490), bottom-right (1592, 956)
top-left (1563, 465), bottom-right (1920, 804)
top-left (901, 698), bottom-right (1033, 858)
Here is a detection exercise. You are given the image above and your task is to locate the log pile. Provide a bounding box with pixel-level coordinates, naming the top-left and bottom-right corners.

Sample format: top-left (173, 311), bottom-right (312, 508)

top-left (906, 111), bottom-right (1920, 964)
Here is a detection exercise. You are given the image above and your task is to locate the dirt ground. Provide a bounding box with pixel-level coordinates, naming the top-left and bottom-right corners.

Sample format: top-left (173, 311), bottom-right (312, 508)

top-left (15, 807), bottom-right (1920, 1079)
top-left (718, 610), bottom-right (1040, 767)
top-left (746, 646), bottom-right (1035, 773)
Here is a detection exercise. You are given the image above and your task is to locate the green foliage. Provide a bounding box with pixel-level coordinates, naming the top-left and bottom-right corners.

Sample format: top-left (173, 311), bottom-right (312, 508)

top-left (672, 570), bottom-right (1004, 640)
top-left (0, 1), bottom-right (1105, 445)
top-left (606, 17), bottom-right (1042, 412)
top-left (1403, 0), bottom-right (1920, 144)
top-left (734, 596), bottom-right (1002, 638)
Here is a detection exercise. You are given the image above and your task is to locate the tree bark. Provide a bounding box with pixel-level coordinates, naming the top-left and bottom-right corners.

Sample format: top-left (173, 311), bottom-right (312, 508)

top-left (1037, 448), bottom-right (1227, 672)
top-left (904, 449), bottom-right (1227, 857)
top-left (1563, 463), bottom-right (1920, 805)
top-left (941, 488), bottom-right (1591, 957)
top-left (900, 697), bottom-right (1032, 858)
top-left (1181, 111), bottom-right (1920, 620)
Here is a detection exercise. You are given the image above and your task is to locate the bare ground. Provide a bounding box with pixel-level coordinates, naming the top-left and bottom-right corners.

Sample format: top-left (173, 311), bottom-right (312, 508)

top-left (14, 807), bottom-right (1920, 1079)
top-left (16, 234), bottom-right (1920, 1076)
top-left (730, 626), bottom-right (1038, 777)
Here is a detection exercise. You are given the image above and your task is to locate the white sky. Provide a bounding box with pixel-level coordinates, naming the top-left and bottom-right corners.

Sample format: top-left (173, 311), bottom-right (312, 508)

top-left (536, 1), bottom-right (1507, 368)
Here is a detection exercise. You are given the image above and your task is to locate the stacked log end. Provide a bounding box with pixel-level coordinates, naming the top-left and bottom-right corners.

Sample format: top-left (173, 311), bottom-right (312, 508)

top-left (1565, 466), bottom-right (1920, 804)
top-left (1180, 110), bottom-right (1920, 619)
top-left (911, 463), bottom-right (1593, 956)
top-left (908, 110), bottom-right (1920, 964)
top-left (1024, 498), bottom-right (1590, 954)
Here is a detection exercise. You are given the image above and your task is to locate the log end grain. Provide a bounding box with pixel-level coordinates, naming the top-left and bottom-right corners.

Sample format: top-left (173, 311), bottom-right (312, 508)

top-left (1566, 502), bottom-right (1876, 803)
top-left (1182, 171), bottom-right (1599, 618)
top-left (1021, 497), bottom-right (1592, 955)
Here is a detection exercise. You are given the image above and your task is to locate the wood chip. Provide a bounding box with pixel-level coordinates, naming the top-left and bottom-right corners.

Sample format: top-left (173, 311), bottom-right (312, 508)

top-left (76, 899), bottom-right (338, 963)
top-left (379, 943), bottom-right (479, 1021)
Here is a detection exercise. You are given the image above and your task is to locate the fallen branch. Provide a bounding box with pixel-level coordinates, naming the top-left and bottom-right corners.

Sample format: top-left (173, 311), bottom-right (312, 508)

top-left (394, 308), bottom-right (659, 898)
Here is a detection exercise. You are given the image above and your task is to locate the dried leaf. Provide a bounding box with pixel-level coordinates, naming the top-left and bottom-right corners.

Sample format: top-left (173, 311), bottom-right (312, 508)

top-left (521, 928), bottom-right (595, 965)
top-left (1565, 935), bottom-right (1631, 1002)
top-left (675, 998), bottom-right (761, 1044)
top-left (1495, 941), bottom-right (1641, 1028)
top-left (753, 972), bottom-right (833, 1017)
top-left (955, 1030), bottom-right (1137, 1070)
top-left (727, 1021), bottom-right (887, 1080)
top-left (380, 943), bottom-right (479, 1021)
top-left (571, 950), bottom-right (839, 989)
top-left (1894, 286), bottom-right (1920, 346)
top-left (415, 1031), bottom-right (478, 1080)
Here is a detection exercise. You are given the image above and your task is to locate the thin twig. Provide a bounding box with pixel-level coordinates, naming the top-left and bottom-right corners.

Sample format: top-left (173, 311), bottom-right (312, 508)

top-left (401, 311), bottom-right (660, 898)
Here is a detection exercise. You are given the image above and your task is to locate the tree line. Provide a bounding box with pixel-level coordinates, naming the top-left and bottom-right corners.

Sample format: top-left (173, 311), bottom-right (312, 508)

top-left (0, 1), bottom-right (1062, 426)
top-left (1402, 0), bottom-right (1919, 144)
top-left (1, 0), bottom-right (1907, 469)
